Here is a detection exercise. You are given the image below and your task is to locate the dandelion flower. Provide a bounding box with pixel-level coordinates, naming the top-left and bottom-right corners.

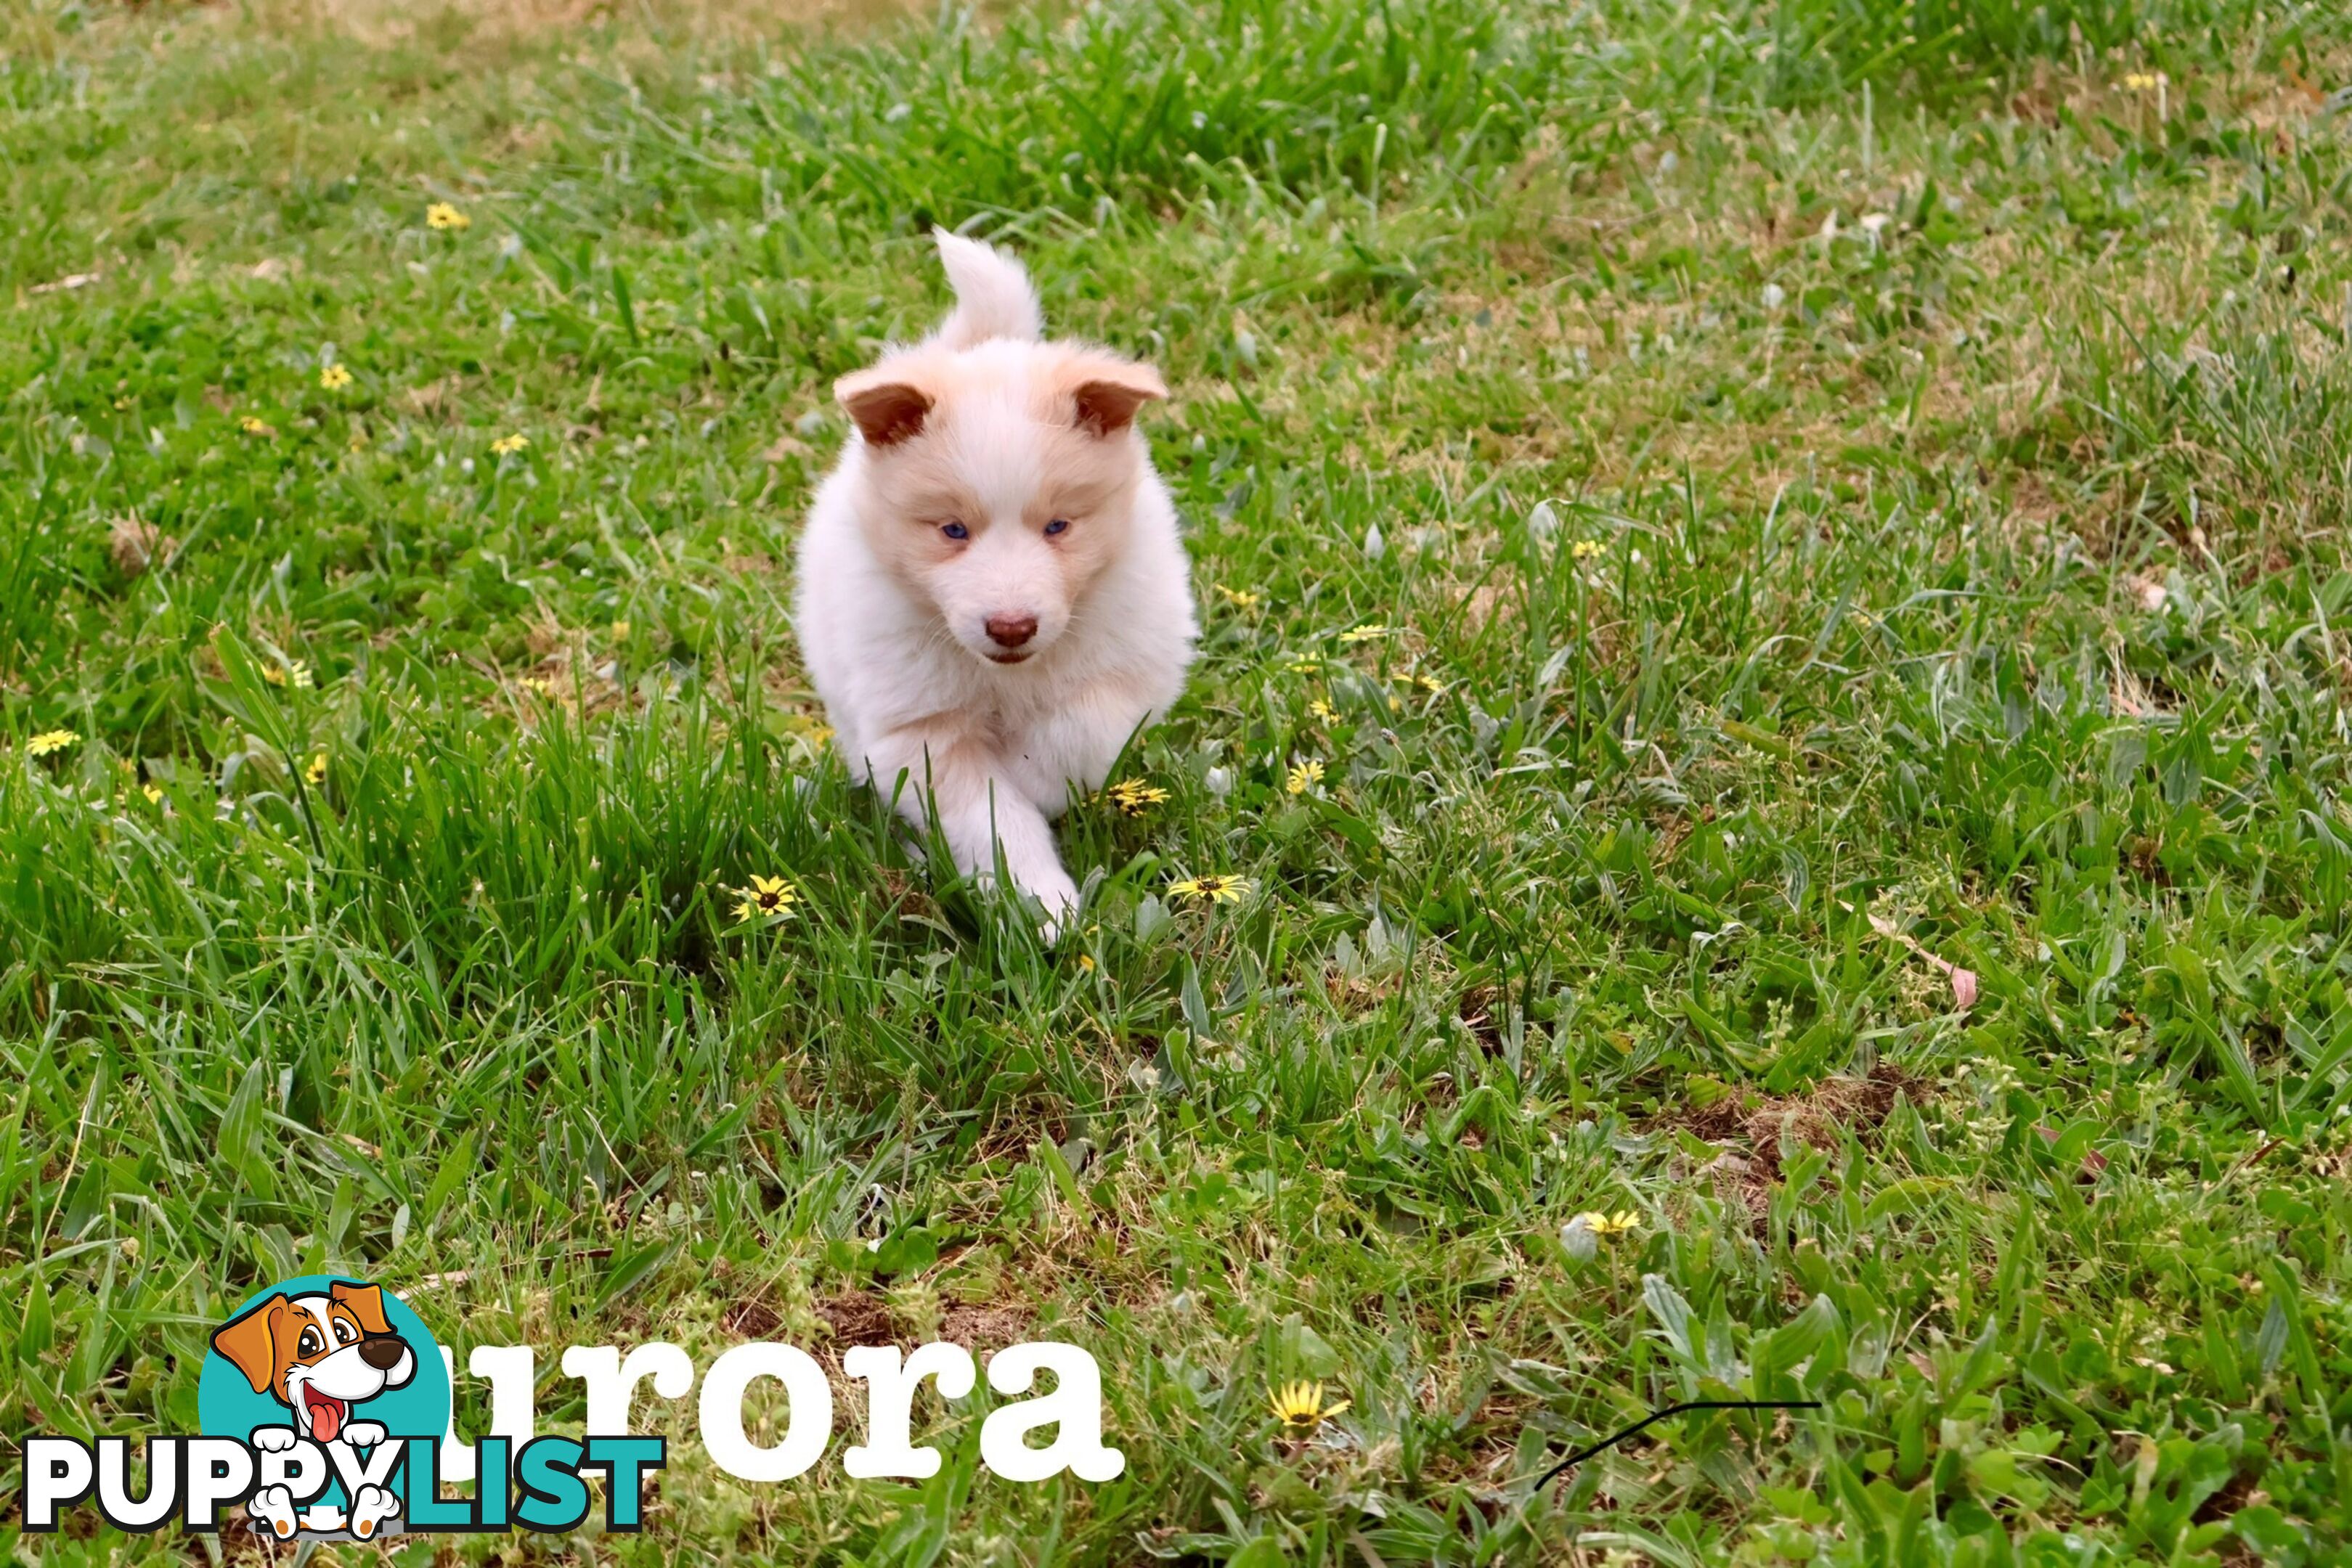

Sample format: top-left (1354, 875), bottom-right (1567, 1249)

top-left (491, 433), bottom-right (529, 456)
top-left (240, 416), bottom-right (276, 438)
top-left (1308, 698), bottom-right (1338, 724)
top-left (1570, 539), bottom-right (1606, 561)
top-left (1339, 623), bottom-right (1391, 645)
top-left (1285, 656), bottom-right (1322, 674)
top-left (1216, 584), bottom-right (1262, 609)
top-left (1269, 1379), bottom-right (1350, 1434)
top-left (731, 873), bottom-right (799, 923)
top-left (1413, 672), bottom-right (1446, 694)
top-left (1078, 954), bottom-right (1096, 973)
top-left (1104, 778), bottom-right (1170, 817)
top-left (519, 676), bottom-right (553, 695)
top-left (304, 753), bottom-right (327, 785)
top-left (25, 729), bottom-right (81, 758)
top-left (142, 783), bottom-right (164, 804)
top-left (319, 364), bottom-right (354, 391)
top-left (426, 202), bottom-right (471, 231)
top-left (2122, 70), bottom-right (2166, 90)
top-left (1286, 759), bottom-right (1324, 796)
top-left (1170, 873), bottom-right (1250, 905)
top-left (1575, 1209), bottom-right (1641, 1240)
top-left (263, 661), bottom-right (314, 690)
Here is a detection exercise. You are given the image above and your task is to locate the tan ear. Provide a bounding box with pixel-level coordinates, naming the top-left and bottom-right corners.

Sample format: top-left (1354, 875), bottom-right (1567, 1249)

top-left (213, 1296), bottom-right (290, 1397)
top-left (1067, 361), bottom-right (1167, 436)
top-left (330, 1281), bottom-right (393, 1336)
top-left (836, 370), bottom-right (934, 448)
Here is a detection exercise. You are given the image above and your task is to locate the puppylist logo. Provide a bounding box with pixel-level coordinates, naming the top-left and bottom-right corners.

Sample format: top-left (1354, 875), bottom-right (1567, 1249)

top-left (25, 1275), bottom-right (664, 1538)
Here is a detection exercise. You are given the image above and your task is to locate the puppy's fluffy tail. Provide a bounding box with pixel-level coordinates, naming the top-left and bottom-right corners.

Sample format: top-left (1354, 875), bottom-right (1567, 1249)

top-left (929, 227), bottom-right (1043, 348)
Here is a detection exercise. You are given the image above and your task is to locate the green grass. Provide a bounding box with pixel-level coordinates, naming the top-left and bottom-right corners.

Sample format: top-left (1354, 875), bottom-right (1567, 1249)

top-left (6, 0), bottom-right (2352, 1559)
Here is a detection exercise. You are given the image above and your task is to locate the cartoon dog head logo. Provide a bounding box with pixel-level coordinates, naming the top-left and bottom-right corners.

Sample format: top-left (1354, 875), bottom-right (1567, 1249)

top-left (198, 1275), bottom-right (450, 1541)
top-left (211, 1281), bottom-right (418, 1444)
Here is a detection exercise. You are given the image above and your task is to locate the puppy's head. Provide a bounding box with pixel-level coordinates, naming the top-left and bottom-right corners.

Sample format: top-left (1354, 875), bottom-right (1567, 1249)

top-left (211, 1281), bottom-right (417, 1444)
top-left (835, 340), bottom-right (1167, 668)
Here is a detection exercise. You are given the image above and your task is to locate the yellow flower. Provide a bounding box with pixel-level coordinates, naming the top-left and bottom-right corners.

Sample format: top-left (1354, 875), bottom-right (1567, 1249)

top-left (491, 433), bottom-right (529, 456)
top-left (1570, 539), bottom-right (1605, 561)
top-left (319, 364), bottom-right (354, 391)
top-left (1574, 1209), bottom-right (1641, 1240)
top-left (1269, 1379), bottom-right (1350, 1434)
top-left (731, 873), bottom-right (799, 923)
top-left (2122, 70), bottom-right (2167, 90)
top-left (426, 202), bottom-right (471, 231)
top-left (142, 783), bottom-right (165, 804)
top-left (1078, 954), bottom-right (1096, 972)
top-left (1104, 778), bottom-right (1170, 817)
top-left (1286, 759), bottom-right (1324, 796)
top-left (304, 753), bottom-right (327, 785)
top-left (1170, 873), bottom-right (1250, 905)
top-left (519, 676), bottom-right (553, 695)
top-left (611, 620), bottom-right (632, 639)
top-left (263, 661), bottom-right (314, 690)
top-left (1308, 698), bottom-right (1338, 724)
top-left (25, 729), bottom-right (81, 758)
top-left (1215, 584), bottom-right (1261, 609)
top-left (1338, 624), bottom-right (1391, 644)
top-left (240, 416), bottom-right (276, 438)
top-left (1405, 671), bottom-right (1446, 694)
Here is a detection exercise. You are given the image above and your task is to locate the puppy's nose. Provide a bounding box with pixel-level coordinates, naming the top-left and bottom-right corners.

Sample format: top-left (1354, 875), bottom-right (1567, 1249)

top-left (985, 613), bottom-right (1038, 649)
top-left (358, 1336), bottom-right (406, 1371)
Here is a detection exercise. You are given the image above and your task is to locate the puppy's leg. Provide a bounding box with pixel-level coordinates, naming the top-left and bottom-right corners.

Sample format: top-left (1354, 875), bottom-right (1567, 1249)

top-left (866, 732), bottom-right (1078, 933)
top-left (1001, 674), bottom-right (1171, 815)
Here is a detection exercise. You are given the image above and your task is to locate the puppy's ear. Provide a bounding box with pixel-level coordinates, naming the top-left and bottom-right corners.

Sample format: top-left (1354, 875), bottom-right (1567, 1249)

top-left (1064, 359), bottom-right (1167, 436)
top-left (330, 1281), bottom-right (394, 1336)
top-left (213, 1296), bottom-right (290, 1397)
top-left (836, 369), bottom-right (934, 448)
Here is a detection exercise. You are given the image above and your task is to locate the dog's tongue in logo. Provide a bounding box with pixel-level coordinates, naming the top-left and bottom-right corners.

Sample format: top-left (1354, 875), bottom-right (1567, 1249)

top-left (303, 1387), bottom-right (346, 1442)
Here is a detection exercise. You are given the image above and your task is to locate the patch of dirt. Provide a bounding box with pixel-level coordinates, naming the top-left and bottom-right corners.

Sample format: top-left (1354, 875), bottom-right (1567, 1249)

top-left (720, 1297), bottom-right (784, 1339)
top-left (1665, 1063), bottom-right (1928, 1229)
top-left (936, 1299), bottom-right (1034, 1352)
top-left (813, 1290), bottom-right (893, 1347)
top-left (213, 0), bottom-right (921, 49)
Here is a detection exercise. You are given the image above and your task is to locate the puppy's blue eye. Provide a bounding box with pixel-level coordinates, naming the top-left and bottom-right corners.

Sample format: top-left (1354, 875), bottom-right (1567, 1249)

top-left (940, 522), bottom-right (969, 540)
top-left (1045, 518), bottom-right (1070, 536)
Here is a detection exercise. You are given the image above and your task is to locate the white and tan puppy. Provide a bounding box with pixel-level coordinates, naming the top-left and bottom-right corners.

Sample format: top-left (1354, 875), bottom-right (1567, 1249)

top-left (210, 1281), bottom-right (416, 1539)
top-left (794, 229), bottom-right (1197, 931)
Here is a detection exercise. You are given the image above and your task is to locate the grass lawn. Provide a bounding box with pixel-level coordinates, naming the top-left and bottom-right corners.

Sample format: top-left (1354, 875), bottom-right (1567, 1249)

top-left (7, 0), bottom-right (2352, 1559)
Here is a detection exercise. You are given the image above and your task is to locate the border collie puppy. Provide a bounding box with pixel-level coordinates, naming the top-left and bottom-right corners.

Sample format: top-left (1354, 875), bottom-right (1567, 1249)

top-left (794, 230), bottom-right (1196, 934)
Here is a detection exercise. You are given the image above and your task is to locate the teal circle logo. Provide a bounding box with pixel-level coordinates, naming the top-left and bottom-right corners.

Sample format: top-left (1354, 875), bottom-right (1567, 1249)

top-left (198, 1276), bottom-right (450, 1540)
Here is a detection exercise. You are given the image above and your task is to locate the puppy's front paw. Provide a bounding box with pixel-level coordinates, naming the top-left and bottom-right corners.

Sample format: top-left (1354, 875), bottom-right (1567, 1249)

top-left (249, 1485), bottom-right (298, 1539)
top-left (250, 1426), bottom-right (300, 1454)
top-left (349, 1483), bottom-right (399, 1540)
top-left (1019, 865), bottom-right (1080, 943)
top-left (341, 1419), bottom-right (387, 1449)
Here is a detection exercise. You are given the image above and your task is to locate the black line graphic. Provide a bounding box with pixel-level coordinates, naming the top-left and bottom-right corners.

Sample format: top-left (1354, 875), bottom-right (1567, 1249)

top-left (1531, 1400), bottom-right (1823, 1492)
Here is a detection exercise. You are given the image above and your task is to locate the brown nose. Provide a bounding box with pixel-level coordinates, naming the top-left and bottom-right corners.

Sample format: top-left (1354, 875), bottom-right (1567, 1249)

top-left (358, 1335), bottom-right (406, 1370)
top-left (984, 613), bottom-right (1038, 649)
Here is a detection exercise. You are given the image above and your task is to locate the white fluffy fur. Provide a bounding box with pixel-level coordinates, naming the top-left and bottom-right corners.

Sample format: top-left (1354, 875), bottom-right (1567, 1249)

top-left (793, 231), bottom-right (1197, 932)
